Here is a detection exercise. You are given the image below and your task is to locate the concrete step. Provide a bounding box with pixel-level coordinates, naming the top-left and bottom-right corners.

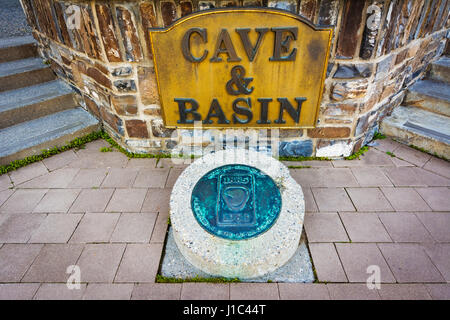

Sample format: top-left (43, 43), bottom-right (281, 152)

top-left (0, 35), bottom-right (37, 63)
top-left (405, 79), bottom-right (450, 117)
top-left (430, 56), bottom-right (450, 83)
top-left (380, 106), bottom-right (450, 159)
top-left (0, 108), bottom-right (100, 165)
top-left (0, 57), bottom-right (55, 92)
top-left (0, 80), bottom-right (76, 129)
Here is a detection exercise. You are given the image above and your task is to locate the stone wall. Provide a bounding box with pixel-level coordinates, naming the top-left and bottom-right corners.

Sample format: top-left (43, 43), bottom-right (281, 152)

top-left (20, 0), bottom-right (450, 157)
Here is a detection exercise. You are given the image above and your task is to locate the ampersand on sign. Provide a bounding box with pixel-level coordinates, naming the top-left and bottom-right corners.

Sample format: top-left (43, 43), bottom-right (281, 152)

top-left (226, 65), bottom-right (254, 95)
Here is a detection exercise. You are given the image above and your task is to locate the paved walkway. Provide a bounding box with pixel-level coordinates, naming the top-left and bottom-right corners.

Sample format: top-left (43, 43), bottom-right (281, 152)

top-left (0, 138), bottom-right (449, 300)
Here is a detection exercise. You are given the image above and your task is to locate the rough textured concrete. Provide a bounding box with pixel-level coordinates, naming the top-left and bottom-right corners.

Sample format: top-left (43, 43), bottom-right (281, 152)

top-left (381, 106), bottom-right (450, 159)
top-left (0, 108), bottom-right (100, 165)
top-left (160, 228), bottom-right (315, 283)
top-left (0, 0), bottom-right (31, 39)
top-left (0, 80), bottom-right (76, 129)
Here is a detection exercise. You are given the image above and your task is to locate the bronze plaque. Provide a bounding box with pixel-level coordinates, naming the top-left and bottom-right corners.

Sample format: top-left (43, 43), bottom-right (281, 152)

top-left (149, 8), bottom-right (332, 128)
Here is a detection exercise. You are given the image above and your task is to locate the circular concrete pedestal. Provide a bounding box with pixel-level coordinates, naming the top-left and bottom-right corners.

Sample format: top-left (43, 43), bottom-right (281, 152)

top-left (170, 149), bottom-right (305, 279)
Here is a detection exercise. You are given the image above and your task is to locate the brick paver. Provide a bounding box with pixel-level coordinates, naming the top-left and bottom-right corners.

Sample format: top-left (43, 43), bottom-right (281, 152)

top-left (115, 244), bottom-right (162, 283)
top-left (380, 187), bottom-right (432, 211)
top-left (0, 214), bottom-right (46, 243)
top-left (339, 213), bottom-right (391, 242)
top-left (335, 243), bottom-right (395, 283)
top-left (33, 189), bottom-right (81, 213)
top-left (378, 244), bottom-right (444, 283)
top-left (29, 214), bottom-right (82, 243)
top-left (101, 168), bottom-right (139, 188)
top-left (311, 188), bottom-right (355, 212)
top-left (230, 283), bottom-right (279, 300)
top-left (34, 283), bottom-right (87, 300)
top-left (0, 244), bottom-right (43, 282)
top-left (0, 139), bottom-right (448, 300)
top-left (378, 213), bottom-right (434, 243)
top-left (105, 188), bottom-right (147, 212)
top-left (346, 188), bottom-right (393, 211)
top-left (22, 244), bottom-right (84, 282)
top-left (0, 284), bottom-right (40, 300)
top-left (76, 244), bottom-right (125, 283)
top-left (110, 213), bottom-right (157, 243)
top-left (70, 213), bottom-right (120, 243)
top-left (83, 284), bottom-right (133, 300)
top-left (68, 168), bottom-right (109, 188)
top-left (377, 284), bottom-right (432, 300)
top-left (415, 187), bottom-right (450, 211)
top-left (0, 189), bottom-right (47, 213)
top-left (278, 283), bottom-right (330, 300)
top-left (422, 244), bottom-right (450, 282)
top-left (304, 213), bottom-right (349, 242)
top-left (69, 189), bottom-right (114, 213)
top-left (327, 284), bottom-right (380, 300)
top-left (132, 284), bottom-right (181, 300)
top-left (308, 243), bottom-right (347, 282)
top-left (181, 283), bottom-right (229, 300)
top-left (416, 213), bottom-right (450, 242)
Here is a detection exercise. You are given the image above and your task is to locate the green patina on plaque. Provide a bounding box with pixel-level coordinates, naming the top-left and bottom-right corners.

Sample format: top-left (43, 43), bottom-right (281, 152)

top-left (191, 164), bottom-right (282, 240)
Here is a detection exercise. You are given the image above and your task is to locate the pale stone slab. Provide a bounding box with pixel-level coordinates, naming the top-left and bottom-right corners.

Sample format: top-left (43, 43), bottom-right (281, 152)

top-left (34, 284), bottom-right (87, 300)
top-left (132, 283), bottom-right (181, 300)
top-left (181, 283), bottom-right (229, 300)
top-left (0, 284), bottom-right (40, 300)
top-left (83, 284), bottom-right (133, 300)
top-left (110, 213), bottom-right (157, 243)
top-left (170, 149), bottom-right (306, 279)
top-left (33, 189), bottom-right (81, 213)
top-left (29, 214), bottom-right (82, 243)
top-left (0, 244), bottom-right (43, 282)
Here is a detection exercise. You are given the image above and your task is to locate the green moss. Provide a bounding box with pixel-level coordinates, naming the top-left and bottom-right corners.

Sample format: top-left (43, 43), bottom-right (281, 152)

top-left (156, 274), bottom-right (241, 283)
top-left (409, 144), bottom-right (449, 162)
top-left (386, 151), bottom-right (396, 158)
top-left (279, 156), bottom-right (331, 162)
top-left (167, 217), bottom-right (171, 226)
top-left (345, 146), bottom-right (369, 160)
top-left (372, 132), bottom-right (386, 140)
top-left (287, 165), bottom-right (312, 169)
top-left (0, 131), bottom-right (103, 176)
top-left (100, 147), bottom-right (113, 152)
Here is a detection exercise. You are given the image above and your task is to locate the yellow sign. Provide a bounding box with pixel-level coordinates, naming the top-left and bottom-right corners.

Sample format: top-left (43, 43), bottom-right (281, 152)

top-left (149, 8), bottom-right (332, 129)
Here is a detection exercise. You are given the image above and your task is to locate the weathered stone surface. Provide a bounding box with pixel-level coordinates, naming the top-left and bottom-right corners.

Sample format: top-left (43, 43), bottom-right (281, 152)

top-left (100, 106), bottom-right (123, 135)
top-left (96, 4), bottom-right (122, 62)
top-left (375, 55), bottom-right (394, 80)
top-left (181, 1), bottom-right (193, 16)
top-left (114, 80), bottom-right (136, 93)
top-left (126, 120), bottom-right (149, 138)
top-left (268, 0), bottom-right (297, 13)
top-left (84, 96), bottom-right (101, 119)
top-left (86, 67), bottom-right (112, 89)
top-left (138, 67), bottom-right (159, 105)
top-left (111, 66), bottom-right (132, 77)
top-left (355, 111), bottom-right (377, 137)
top-left (199, 1), bottom-right (216, 10)
top-left (331, 80), bottom-right (369, 101)
top-left (79, 5), bottom-right (102, 60)
top-left (360, 0), bottom-right (385, 60)
top-left (161, 2), bottom-right (177, 27)
top-left (317, 0), bottom-right (340, 25)
top-left (336, 0), bottom-right (366, 59)
top-left (308, 127), bottom-right (351, 139)
top-left (111, 95), bottom-right (138, 116)
top-left (316, 140), bottom-right (354, 158)
top-left (220, 1), bottom-right (238, 7)
top-left (279, 140), bottom-right (313, 157)
top-left (151, 119), bottom-right (175, 138)
top-left (140, 2), bottom-right (157, 58)
top-left (333, 64), bottom-right (373, 79)
top-left (143, 106), bottom-right (162, 116)
top-left (299, 0), bottom-right (318, 21)
top-left (323, 103), bottom-right (358, 117)
top-left (116, 6), bottom-right (143, 62)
